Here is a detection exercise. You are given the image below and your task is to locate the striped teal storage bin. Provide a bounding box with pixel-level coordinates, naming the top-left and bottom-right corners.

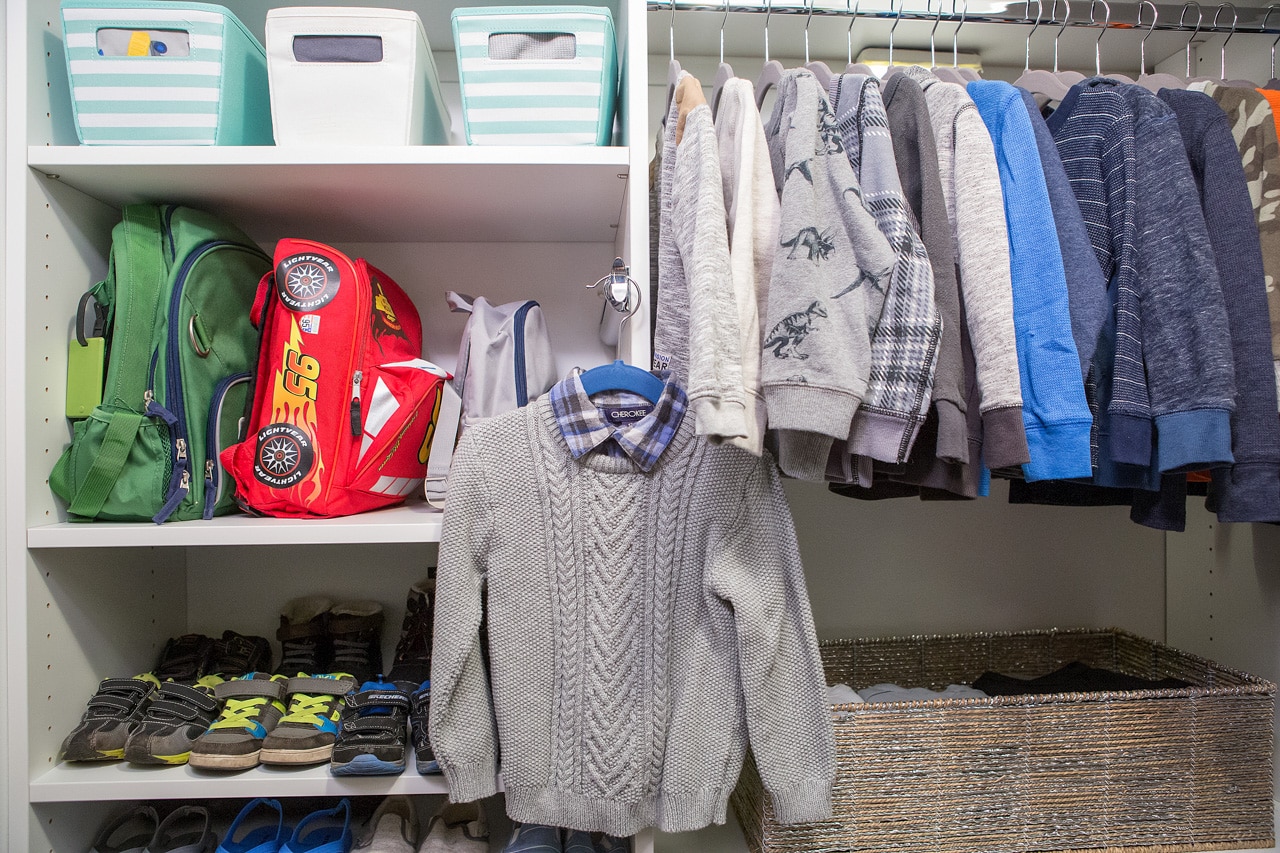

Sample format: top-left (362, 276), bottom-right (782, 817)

top-left (452, 6), bottom-right (618, 146)
top-left (60, 0), bottom-right (272, 145)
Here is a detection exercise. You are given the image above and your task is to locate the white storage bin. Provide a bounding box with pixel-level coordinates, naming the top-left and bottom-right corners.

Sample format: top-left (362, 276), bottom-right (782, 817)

top-left (265, 6), bottom-right (450, 146)
top-left (452, 6), bottom-right (619, 146)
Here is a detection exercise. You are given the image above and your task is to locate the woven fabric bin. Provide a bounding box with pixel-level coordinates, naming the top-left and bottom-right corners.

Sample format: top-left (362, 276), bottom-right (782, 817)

top-left (732, 628), bottom-right (1275, 853)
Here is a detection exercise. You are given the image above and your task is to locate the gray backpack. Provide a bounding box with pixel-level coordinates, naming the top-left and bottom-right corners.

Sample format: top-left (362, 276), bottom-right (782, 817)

top-left (446, 290), bottom-right (559, 434)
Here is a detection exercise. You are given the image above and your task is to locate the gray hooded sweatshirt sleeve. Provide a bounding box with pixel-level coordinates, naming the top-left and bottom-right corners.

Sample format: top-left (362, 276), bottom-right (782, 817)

top-left (761, 70), bottom-right (896, 481)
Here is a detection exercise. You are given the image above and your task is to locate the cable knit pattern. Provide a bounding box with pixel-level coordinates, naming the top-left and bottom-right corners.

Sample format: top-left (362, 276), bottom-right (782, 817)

top-left (430, 394), bottom-right (834, 836)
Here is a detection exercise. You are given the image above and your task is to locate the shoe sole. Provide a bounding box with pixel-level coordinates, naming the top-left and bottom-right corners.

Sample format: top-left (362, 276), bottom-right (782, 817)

top-left (188, 749), bottom-right (261, 770)
top-left (417, 757), bottom-right (441, 774)
top-left (259, 745), bottom-right (334, 765)
top-left (61, 747), bottom-right (125, 762)
top-left (331, 753), bottom-right (405, 776)
top-left (124, 750), bottom-right (190, 766)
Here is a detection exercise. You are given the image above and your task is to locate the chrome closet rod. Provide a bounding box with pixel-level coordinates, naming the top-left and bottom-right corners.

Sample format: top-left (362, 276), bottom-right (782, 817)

top-left (645, 0), bottom-right (1276, 35)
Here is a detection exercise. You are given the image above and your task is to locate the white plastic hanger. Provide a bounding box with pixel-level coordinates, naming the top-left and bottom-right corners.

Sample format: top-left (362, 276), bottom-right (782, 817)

top-left (755, 0), bottom-right (786, 108)
top-left (710, 0), bottom-right (735, 117)
top-left (1091, 0), bottom-right (1135, 83)
top-left (1015, 0), bottom-right (1072, 99)
top-left (844, 0), bottom-right (877, 75)
top-left (1136, 1), bottom-right (1185, 92)
top-left (804, 0), bottom-right (836, 90)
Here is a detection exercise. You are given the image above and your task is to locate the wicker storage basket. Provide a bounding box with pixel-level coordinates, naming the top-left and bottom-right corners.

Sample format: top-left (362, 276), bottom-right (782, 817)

top-left (732, 628), bottom-right (1275, 853)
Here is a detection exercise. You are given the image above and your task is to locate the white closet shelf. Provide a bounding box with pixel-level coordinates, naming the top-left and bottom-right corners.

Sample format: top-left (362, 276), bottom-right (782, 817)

top-left (27, 503), bottom-right (443, 549)
top-left (30, 761), bottom-right (453, 802)
top-left (27, 146), bottom-right (631, 243)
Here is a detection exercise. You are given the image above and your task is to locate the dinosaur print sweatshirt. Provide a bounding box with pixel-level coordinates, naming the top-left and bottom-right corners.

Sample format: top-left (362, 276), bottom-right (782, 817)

top-left (761, 70), bottom-right (896, 481)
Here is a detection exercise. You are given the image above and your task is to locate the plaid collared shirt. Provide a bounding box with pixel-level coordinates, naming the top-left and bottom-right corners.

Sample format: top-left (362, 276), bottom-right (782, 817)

top-left (549, 371), bottom-right (687, 472)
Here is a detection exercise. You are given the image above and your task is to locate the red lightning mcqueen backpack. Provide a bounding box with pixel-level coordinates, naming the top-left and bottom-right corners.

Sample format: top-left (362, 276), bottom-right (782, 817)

top-left (222, 239), bottom-right (449, 518)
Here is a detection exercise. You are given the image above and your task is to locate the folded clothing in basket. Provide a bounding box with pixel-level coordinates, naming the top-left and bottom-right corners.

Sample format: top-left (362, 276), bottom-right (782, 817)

top-left (974, 660), bottom-right (1191, 696)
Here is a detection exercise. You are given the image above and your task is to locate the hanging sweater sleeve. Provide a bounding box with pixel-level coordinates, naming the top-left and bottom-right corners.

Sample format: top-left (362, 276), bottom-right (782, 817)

top-left (947, 98), bottom-right (1028, 469)
top-left (707, 455), bottom-right (835, 825)
top-left (1130, 96), bottom-right (1236, 473)
top-left (428, 434), bottom-right (499, 804)
top-left (672, 80), bottom-right (751, 444)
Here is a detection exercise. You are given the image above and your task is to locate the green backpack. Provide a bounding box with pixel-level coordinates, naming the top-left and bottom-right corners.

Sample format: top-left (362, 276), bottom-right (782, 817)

top-left (51, 204), bottom-right (271, 523)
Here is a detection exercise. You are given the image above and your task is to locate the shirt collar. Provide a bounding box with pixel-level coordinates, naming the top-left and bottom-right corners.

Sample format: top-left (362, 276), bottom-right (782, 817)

top-left (549, 370), bottom-right (687, 472)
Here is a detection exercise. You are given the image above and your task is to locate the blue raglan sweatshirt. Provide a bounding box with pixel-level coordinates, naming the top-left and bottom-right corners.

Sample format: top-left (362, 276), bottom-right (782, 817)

top-left (1046, 79), bottom-right (1236, 489)
top-left (968, 80), bottom-right (1093, 482)
top-left (1133, 89), bottom-right (1280, 528)
top-left (1017, 87), bottom-right (1109, 380)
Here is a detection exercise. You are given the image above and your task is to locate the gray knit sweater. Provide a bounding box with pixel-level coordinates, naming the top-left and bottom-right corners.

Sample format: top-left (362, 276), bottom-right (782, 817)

top-left (430, 398), bottom-right (835, 836)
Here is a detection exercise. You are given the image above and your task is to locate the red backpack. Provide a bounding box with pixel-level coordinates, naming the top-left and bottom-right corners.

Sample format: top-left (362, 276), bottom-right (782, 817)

top-left (222, 239), bottom-right (448, 518)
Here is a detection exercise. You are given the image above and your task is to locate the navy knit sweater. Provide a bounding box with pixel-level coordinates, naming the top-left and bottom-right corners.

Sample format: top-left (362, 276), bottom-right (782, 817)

top-left (1046, 79), bottom-right (1236, 487)
top-left (1146, 89), bottom-right (1280, 525)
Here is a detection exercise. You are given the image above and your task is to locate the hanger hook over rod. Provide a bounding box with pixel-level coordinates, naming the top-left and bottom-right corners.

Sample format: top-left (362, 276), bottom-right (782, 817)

top-left (720, 0), bottom-right (729, 64)
top-left (1138, 0), bottom-right (1156, 75)
top-left (847, 0), bottom-right (860, 66)
top-left (1053, 0), bottom-right (1071, 73)
top-left (1265, 3), bottom-right (1280, 79)
top-left (952, 0), bottom-right (968, 68)
top-left (1025, 0), bottom-right (1043, 73)
top-left (763, 0), bottom-right (773, 64)
top-left (931, 0), bottom-right (944, 66)
top-left (805, 0), bottom-right (815, 64)
top-left (1180, 1), bottom-right (1202, 77)
top-left (889, 0), bottom-right (904, 68)
top-left (669, 0), bottom-right (676, 62)
top-left (1089, 0), bottom-right (1110, 77)
top-left (1212, 2), bottom-right (1236, 80)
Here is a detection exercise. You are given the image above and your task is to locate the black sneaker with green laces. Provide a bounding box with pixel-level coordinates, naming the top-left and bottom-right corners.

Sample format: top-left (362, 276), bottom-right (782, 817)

top-left (60, 673), bottom-right (160, 761)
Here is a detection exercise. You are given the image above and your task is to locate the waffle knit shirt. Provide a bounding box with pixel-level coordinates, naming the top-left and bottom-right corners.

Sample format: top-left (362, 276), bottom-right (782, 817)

top-left (430, 388), bottom-right (835, 836)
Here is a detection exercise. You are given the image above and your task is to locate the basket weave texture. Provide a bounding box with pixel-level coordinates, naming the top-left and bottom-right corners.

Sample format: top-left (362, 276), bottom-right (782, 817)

top-left (732, 628), bottom-right (1275, 853)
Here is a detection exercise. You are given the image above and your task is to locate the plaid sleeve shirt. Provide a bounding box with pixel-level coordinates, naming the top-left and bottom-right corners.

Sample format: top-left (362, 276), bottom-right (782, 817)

top-left (549, 371), bottom-right (688, 472)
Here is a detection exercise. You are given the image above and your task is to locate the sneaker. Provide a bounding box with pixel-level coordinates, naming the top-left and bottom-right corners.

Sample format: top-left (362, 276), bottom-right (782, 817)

top-left (154, 634), bottom-right (216, 683)
top-left (217, 798), bottom-right (288, 853)
top-left (352, 796), bottom-right (419, 852)
top-left (421, 803), bottom-right (489, 853)
top-left (595, 837), bottom-right (630, 853)
top-left (189, 673), bottom-right (288, 770)
top-left (281, 799), bottom-right (352, 853)
top-left (210, 630), bottom-right (273, 678)
top-left (499, 824), bottom-right (558, 853)
top-left (91, 805), bottom-right (159, 853)
top-left (409, 681), bottom-right (439, 774)
top-left (386, 577), bottom-right (433, 688)
top-left (330, 679), bottom-right (410, 776)
top-left (274, 596), bottom-right (334, 677)
top-left (562, 831), bottom-right (593, 853)
top-left (328, 600), bottom-right (384, 685)
top-left (60, 673), bottom-right (160, 761)
top-left (148, 805), bottom-right (217, 853)
top-left (123, 675), bottom-right (224, 765)
top-left (259, 673), bottom-right (357, 765)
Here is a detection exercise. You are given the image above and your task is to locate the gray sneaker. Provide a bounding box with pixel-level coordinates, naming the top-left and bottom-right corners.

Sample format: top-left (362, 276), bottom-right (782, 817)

top-left (188, 672), bottom-right (288, 770)
top-left (421, 802), bottom-right (490, 853)
top-left (258, 673), bottom-right (356, 765)
top-left (122, 675), bottom-right (223, 765)
top-left (61, 673), bottom-right (159, 762)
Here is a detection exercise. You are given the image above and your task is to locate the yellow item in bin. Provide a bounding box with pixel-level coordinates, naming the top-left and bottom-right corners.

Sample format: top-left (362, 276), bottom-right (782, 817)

top-left (126, 30), bottom-right (150, 56)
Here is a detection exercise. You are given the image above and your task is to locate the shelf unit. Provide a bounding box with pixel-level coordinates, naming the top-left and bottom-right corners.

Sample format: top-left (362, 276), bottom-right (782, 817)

top-left (5, 1), bottom-right (1279, 852)
top-left (7, 0), bottom-right (655, 849)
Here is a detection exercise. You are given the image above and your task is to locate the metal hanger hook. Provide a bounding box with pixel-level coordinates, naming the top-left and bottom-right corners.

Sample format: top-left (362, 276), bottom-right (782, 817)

top-left (1089, 0), bottom-right (1110, 76)
top-left (669, 0), bottom-right (676, 62)
top-left (764, 0), bottom-right (773, 64)
top-left (1052, 0), bottom-right (1071, 73)
top-left (720, 0), bottom-right (729, 64)
top-left (1264, 3), bottom-right (1280, 79)
top-left (1180, 1), bottom-right (1202, 77)
top-left (1137, 0), bottom-right (1157, 75)
top-left (952, 0), bottom-right (968, 67)
top-left (847, 0), bottom-right (860, 66)
top-left (1212, 2), bottom-right (1236, 80)
top-left (805, 0), bottom-right (814, 64)
top-left (889, 0), bottom-right (904, 68)
top-left (1025, 0), bottom-right (1043, 73)
top-left (931, 0), bottom-right (944, 66)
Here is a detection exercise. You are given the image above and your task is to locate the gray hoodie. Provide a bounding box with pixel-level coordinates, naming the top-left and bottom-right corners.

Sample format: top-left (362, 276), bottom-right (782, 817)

top-left (761, 70), bottom-right (896, 481)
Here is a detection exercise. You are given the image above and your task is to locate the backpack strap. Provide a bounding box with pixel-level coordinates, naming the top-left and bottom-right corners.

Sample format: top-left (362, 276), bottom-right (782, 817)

top-left (65, 411), bottom-right (144, 519)
top-left (104, 204), bottom-right (168, 410)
